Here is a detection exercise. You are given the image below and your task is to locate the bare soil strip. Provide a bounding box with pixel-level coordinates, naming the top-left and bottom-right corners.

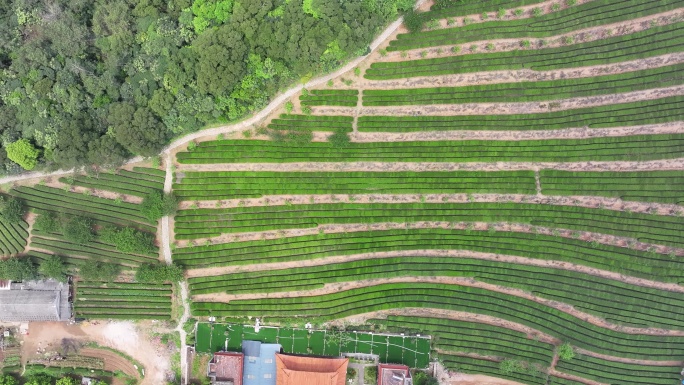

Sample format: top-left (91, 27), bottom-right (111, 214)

top-left (185, 248), bottom-right (684, 294)
top-left (179, 193), bottom-right (683, 218)
top-left (574, 348), bottom-right (683, 366)
top-left (178, 220), bottom-right (682, 259)
top-left (313, 85), bottom-right (684, 116)
top-left (361, 53), bottom-right (684, 89)
top-left (79, 347), bottom-right (140, 379)
top-left (548, 370), bottom-right (607, 385)
top-left (175, 157), bottom-right (684, 173)
top-left (376, 9), bottom-right (683, 63)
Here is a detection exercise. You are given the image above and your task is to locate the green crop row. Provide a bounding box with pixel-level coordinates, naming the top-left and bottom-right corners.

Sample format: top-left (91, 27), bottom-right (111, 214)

top-left (268, 114), bottom-right (354, 132)
top-left (61, 168), bottom-right (164, 198)
top-left (174, 202), bottom-right (684, 247)
top-left (0, 219), bottom-right (28, 255)
top-left (78, 281), bottom-right (172, 290)
top-left (378, 316), bottom-right (554, 367)
top-left (555, 354), bottom-right (681, 385)
top-left (175, 134), bottom-right (684, 163)
top-left (425, 0), bottom-right (544, 19)
top-left (188, 256), bottom-right (684, 329)
top-left (11, 185), bottom-right (155, 230)
top-left (363, 63), bottom-right (684, 105)
top-left (300, 89), bottom-right (358, 106)
top-left (357, 95), bottom-right (684, 132)
top-left (75, 281), bottom-right (172, 320)
top-left (390, 0), bottom-right (681, 50)
top-left (173, 229), bottom-right (684, 283)
top-left (540, 169), bottom-right (684, 204)
top-left (547, 376), bottom-right (585, 385)
top-left (191, 282), bottom-right (684, 359)
top-left (367, 22), bottom-right (684, 78)
top-left (173, 170), bottom-right (535, 200)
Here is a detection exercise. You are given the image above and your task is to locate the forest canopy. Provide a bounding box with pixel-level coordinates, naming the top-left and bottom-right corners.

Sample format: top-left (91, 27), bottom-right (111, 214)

top-left (0, 0), bottom-right (411, 172)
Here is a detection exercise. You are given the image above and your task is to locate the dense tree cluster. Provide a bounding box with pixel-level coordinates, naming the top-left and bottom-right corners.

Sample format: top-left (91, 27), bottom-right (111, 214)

top-left (0, 0), bottom-right (409, 172)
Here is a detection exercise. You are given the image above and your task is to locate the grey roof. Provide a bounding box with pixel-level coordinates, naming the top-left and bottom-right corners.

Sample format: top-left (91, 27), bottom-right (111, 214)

top-left (0, 279), bottom-right (71, 321)
top-left (242, 341), bottom-right (281, 385)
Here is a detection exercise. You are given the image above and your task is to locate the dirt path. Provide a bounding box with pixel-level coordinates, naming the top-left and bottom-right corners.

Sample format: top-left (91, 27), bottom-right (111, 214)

top-left (314, 85), bottom-right (684, 116)
top-left (338, 121), bottom-right (684, 142)
top-left (175, 157), bottom-right (684, 173)
top-left (548, 370), bottom-right (607, 385)
top-left (186, 248), bottom-right (683, 294)
top-left (375, 9), bottom-right (683, 63)
top-left (191, 275), bottom-right (684, 336)
top-left (178, 193), bottom-right (683, 218)
top-left (79, 347), bottom-right (140, 378)
top-left (178, 219), bottom-right (682, 259)
top-left (173, 282), bottom-right (191, 385)
top-left (358, 53), bottom-right (684, 90)
top-left (574, 348), bottom-right (683, 366)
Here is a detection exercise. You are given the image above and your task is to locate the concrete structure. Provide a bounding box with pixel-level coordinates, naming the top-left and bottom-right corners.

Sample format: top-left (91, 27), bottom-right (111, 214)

top-left (0, 279), bottom-right (71, 322)
top-left (275, 354), bottom-right (348, 385)
top-left (378, 364), bottom-right (412, 385)
top-left (242, 341), bottom-right (281, 385)
top-left (208, 352), bottom-right (244, 385)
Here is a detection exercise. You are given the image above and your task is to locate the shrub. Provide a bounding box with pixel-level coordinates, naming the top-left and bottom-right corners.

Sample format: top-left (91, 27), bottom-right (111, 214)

top-left (187, 141), bottom-right (197, 151)
top-left (329, 130), bottom-right (351, 148)
top-left (563, 36), bottom-right (574, 45)
top-left (451, 46), bottom-right (460, 54)
top-left (497, 8), bottom-right (506, 19)
top-left (0, 196), bottom-right (24, 224)
top-left (78, 260), bottom-right (120, 282)
top-left (463, 17), bottom-right (473, 25)
top-left (481, 12), bottom-right (488, 20)
top-left (135, 263), bottom-right (183, 283)
top-left (38, 255), bottom-right (67, 282)
top-left (425, 19), bottom-right (440, 30)
top-left (514, 8), bottom-right (524, 16)
top-left (6, 139), bottom-right (41, 170)
top-left (552, 2), bottom-right (561, 11)
top-left (379, 48), bottom-right (388, 57)
top-left (403, 9), bottom-right (424, 33)
top-left (63, 216), bottom-right (94, 245)
top-left (446, 17), bottom-right (455, 26)
top-left (395, 0), bottom-right (415, 12)
top-left (302, 105), bottom-right (312, 115)
top-left (140, 190), bottom-right (177, 221)
top-left (520, 40), bottom-right (531, 48)
top-left (486, 43), bottom-right (494, 50)
top-left (533, 7), bottom-right (543, 17)
top-left (500, 359), bottom-right (525, 374)
top-left (413, 371), bottom-right (438, 385)
top-left (354, 67), bottom-right (361, 76)
top-left (364, 366), bottom-right (377, 384)
top-left (567, 0), bottom-right (576, 5)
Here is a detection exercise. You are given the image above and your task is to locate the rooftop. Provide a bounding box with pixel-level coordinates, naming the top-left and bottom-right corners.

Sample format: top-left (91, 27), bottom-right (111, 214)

top-left (242, 341), bottom-right (281, 385)
top-left (208, 352), bottom-right (244, 385)
top-left (378, 364), bottom-right (412, 385)
top-left (0, 279), bottom-right (71, 322)
top-left (275, 354), bottom-right (348, 385)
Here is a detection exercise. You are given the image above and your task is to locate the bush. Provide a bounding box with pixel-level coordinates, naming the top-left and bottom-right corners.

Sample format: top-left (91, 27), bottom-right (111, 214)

top-left (364, 366), bottom-right (377, 384)
top-left (38, 255), bottom-right (67, 282)
top-left (99, 226), bottom-right (155, 254)
top-left (78, 260), bottom-right (121, 282)
top-left (0, 257), bottom-right (36, 281)
top-left (413, 371), bottom-right (438, 385)
top-left (329, 130), bottom-right (351, 148)
top-left (395, 0), bottom-right (415, 12)
top-left (135, 263), bottom-right (183, 283)
top-left (62, 216), bottom-right (94, 245)
top-left (403, 9), bottom-right (424, 33)
top-left (140, 191), bottom-right (178, 221)
top-left (0, 196), bottom-right (24, 224)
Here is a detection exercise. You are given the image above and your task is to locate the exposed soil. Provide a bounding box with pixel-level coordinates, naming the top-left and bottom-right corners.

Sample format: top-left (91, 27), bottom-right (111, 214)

top-left (79, 347), bottom-right (140, 378)
top-left (574, 348), bottom-right (683, 366)
top-left (314, 85), bottom-right (684, 116)
top-left (21, 321), bottom-right (173, 385)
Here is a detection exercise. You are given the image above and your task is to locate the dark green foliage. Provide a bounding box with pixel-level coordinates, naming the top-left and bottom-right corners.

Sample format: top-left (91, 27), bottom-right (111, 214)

top-left (0, 257), bottom-right (36, 281)
top-left (413, 372), bottom-right (438, 385)
top-left (135, 263), bottom-right (184, 283)
top-left (33, 212), bottom-right (60, 233)
top-left (78, 260), bottom-right (122, 282)
top-left (99, 227), bottom-right (155, 254)
top-left (328, 130), bottom-right (351, 148)
top-left (62, 217), bottom-right (94, 245)
top-left (0, 374), bottom-right (18, 385)
top-left (140, 191), bottom-right (178, 221)
top-left (38, 255), bottom-right (68, 282)
top-left (0, 0), bottom-right (401, 171)
top-left (403, 9), bottom-right (425, 33)
top-left (0, 197), bottom-right (25, 224)
top-left (75, 281), bottom-right (172, 319)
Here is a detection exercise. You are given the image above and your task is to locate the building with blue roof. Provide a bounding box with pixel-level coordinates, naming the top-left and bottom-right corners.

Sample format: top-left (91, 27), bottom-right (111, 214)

top-left (242, 340), bottom-right (282, 385)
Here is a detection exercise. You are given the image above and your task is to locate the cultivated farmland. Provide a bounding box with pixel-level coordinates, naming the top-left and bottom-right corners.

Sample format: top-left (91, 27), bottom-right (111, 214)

top-left (172, 0), bottom-right (684, 383)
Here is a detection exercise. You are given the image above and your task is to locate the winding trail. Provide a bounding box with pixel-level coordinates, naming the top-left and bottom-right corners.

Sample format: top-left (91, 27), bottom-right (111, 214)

top-left (185, 248), bottom-right (684, 293)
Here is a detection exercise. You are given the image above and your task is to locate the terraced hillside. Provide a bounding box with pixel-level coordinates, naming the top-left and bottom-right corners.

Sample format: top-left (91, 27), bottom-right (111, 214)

top-left (171, 0), bottom-right (684, 383)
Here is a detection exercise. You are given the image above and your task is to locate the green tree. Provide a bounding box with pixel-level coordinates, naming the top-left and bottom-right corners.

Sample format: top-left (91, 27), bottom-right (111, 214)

top-left (0, 197), bottom-right (25, 224)
top-left (78, 260), bottom-right (121, 282)
top-left (33, 211), bottom-right (59, 233)
top-left (0, 374), bottom-right (18, 385)
top-left (24, 374), bottom-right (54, 385)
top-left (62, 217), bottom-right (94, 245)
top-left (402, 9), bottom-right (424, 33)
top-left (499, 359), bottom-right (525, 374)
top-left (140, 191), bottom-right (177, 221)
top-left (557, 342), bottom-right (575, 360)
top-left (55, 377), bottom-right (77, 385)
top-left (328, 130), bottom-right (350, 148)
top-left (5, 139), bottom-right (41, 170)
top-left (364, 366), bottom-right (377, 384)
top-left (135, 263), bottom-right (183, 283)
top-left (99, 226), bottom-right (155, 254)
top-left (413, 371), bottom-right (438, 385)
top-left (38, 255), bottom-right (68, 282)
top-left (0, 257), bottom-right (36, 281)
